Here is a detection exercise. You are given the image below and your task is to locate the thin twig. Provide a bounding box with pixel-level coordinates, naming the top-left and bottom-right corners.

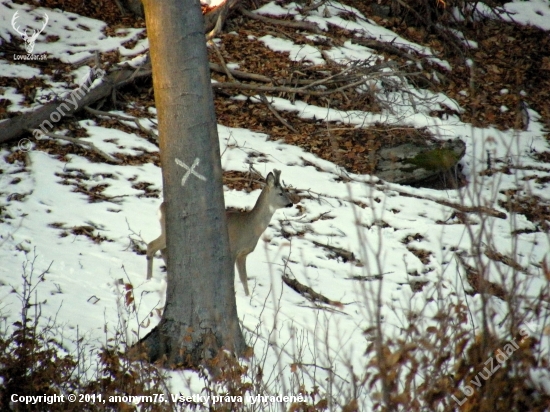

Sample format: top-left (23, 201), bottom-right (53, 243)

top-left (212, 74), bottom-right (387, 96)
top-left (31, 130), bottom-right (121, 163)
top-left (257, 94), bottom-right (298, 133)
top-left (113, 0), bottom-right (126, 15)
top-left (282, 274), bottom-right (343, 307)
top-left (298, 0), bottom-right (330, 14)
top-left (208, 41), bottom-right (235, 81)
top-left (83, 106), bottom-right (158, 140)
top-left (352, 38), bottom-right (421, 63)
top-left (84, 106), bottom-right (135, 121)
top-left (238, 7), bottom-right (321, 34)
top-left (205, 0), bottom-right (231, 41)
top-left (210, 60), bottom-right (396, 88)
top-left (393, 0), bottom-right (464, 57)
top-left (300, 164), bottom-right (507, 220)
top-left (294, 64), bottom-right (356, 90)
top-left (209, 62), bottom-right (273, 83)
top-left (371, 181), bottom-right (507, 219)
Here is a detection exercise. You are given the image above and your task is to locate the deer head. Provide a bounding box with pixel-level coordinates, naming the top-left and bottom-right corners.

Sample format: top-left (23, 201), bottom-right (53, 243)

top-left (12, 11), bottom-right (49, 54)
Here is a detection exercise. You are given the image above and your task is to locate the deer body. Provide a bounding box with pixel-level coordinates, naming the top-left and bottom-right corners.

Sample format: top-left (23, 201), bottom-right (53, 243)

top-left (146, 170), bottom-right (292, 295)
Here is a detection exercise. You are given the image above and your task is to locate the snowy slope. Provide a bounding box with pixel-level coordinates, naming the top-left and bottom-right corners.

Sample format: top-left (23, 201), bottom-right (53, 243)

top-left (1, 0), bottom-right (549, 409)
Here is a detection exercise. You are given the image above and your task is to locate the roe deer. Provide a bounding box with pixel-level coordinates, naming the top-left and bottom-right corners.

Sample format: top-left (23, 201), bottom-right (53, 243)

top-left (146, 169), bottom-right (293, 295)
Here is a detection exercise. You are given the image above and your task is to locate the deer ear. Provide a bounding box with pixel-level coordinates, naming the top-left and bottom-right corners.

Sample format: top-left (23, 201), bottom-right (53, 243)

top-left (266, 172), bottom-right (275, 187)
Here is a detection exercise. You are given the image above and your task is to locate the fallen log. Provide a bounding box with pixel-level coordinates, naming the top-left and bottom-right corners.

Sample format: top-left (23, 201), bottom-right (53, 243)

top-left (0, 66), bottom-right (152, 145)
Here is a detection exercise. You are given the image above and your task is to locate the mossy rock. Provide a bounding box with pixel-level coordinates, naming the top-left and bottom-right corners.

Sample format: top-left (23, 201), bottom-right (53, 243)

top-left (374, 138), bottom-right (466, 185)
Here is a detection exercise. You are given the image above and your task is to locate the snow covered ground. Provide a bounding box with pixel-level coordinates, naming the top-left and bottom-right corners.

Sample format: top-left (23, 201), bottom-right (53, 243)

top-left (1, 0), bottom-right (549, 409)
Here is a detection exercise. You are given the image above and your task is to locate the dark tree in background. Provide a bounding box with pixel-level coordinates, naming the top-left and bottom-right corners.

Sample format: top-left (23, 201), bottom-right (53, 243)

top-left (140, 0), bottom-right (246, 366)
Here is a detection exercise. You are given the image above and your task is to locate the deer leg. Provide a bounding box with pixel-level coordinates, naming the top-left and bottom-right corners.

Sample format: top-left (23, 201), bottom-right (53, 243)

top-left (146, 235), bottom-right (166, 280)
top-left (235, 253), bottom-right (250, 296)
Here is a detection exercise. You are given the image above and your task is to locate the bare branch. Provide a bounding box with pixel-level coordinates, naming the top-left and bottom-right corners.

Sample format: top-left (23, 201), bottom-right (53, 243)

top-left (83, 106), bottom-right (158, 140)
top-left (209, 62), bottom-right (272, 83)
top-left (30, 130), bottom-right (121, 164)
top-left (208, 41), bottom-right (235, 81)
top-left (0, 66), bottom-right (152, 145)
top-left (257, 94), bottom-right (298, 133)
top-left (238, 7), bottom-right (322, 34)
top-left (205, 0), bottom-right (231, 40)
top-left (211, 70), bottom-right (399, 96)
top-left (298, 0), bottom-right (330, 14)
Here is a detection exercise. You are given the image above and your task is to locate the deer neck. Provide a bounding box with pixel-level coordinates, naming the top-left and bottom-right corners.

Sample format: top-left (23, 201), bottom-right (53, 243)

top-left (248, 189), bottom-right (276, 237)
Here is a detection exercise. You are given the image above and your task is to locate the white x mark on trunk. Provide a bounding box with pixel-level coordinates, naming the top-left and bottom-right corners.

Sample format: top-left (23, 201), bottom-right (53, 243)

top-left (175, 157), bottom-right (207, 186)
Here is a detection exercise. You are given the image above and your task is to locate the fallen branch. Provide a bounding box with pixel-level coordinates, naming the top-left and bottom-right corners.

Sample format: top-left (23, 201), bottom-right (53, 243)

top-left (372, 181), bottom-right (507, 219)
top-left (352, 38), bottom-right (448, 83)
top-left (213, 76), bottom-right (372, 96)
top-left (209, 62), bottom-right (273, 83)
top-left (83, 106), bottom-right (157, 140)
top-left (311, 240), bottom-right (356, 263)
top-left (212, 59), bottom-right (405, 97)
top-left (0, 66), bottom-right (152, 145)
top-left (352, 38), bottom-right (421, 63)
top-left (345, 274), bottom-right (387, 281)
top-left (257, 94), bottom-right (298, 133)
top-left (208, 41), bottom-right (235, 81)
top-left (33, 130), bottom-right (121, 164)
top-left (282, 274), bottom-right (343, 307)
top-left (238, 7), bottom-right (322, 34)
top-left (298, 0), bottom-right (330, 14)
top-left (210, 60), bottom-right (393, 86)
top-left (434, 199), bottom-right (507, 219)
top-left (205, 0), bottom-right (231, 40)
top-left (455, 253), bottom-right (507, 300)
top-left (204, 0), bottom-right (240, 37)
top-left (484, 246), bottom-right (531, 276)
top-left (316, 168), bottom-right (507, 219)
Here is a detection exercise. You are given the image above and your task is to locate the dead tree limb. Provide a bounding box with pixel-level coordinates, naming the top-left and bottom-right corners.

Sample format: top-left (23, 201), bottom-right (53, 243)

top-left (205, 0), bottom-right (231, 40)
top-left (257, 94), bottom-right (298, 133)
top-left (211, 72), bottom-right (395, 96)
top-left (375, 183), bottom-right (507, 219)
top-left (33, 130), bottom-right (121, 163)
top-left (209, 62), bottom-right (273, 83)
top-left (455, 253), bottom-right (507, 300)
top-left (298, 0), bottom-right (330, 14)
top-left (210, 62), bottom-right (369, 86)
top-left (434, 199), bottom-right (507, 219)
top-left (282, 274), bottom-right (343, 307)
top-left (351, 38), bottom-right (448, 83)
top-left (83, 106), bottom-right (158, 140)
top-left (0, 66), bottom-right (152, 145)
top-left (238, 7), bottom-right (322, 34)
top-left (352, 38), bottom-right (420, 63)
top-left (204, 0), bottom-right (240, 36)
top-left (208, 41), bottom-right (235, 81)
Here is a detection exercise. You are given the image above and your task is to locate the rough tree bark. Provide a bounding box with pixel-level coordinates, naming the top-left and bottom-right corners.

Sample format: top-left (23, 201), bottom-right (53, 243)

top-left (139, 0), bottom-right (246, 366)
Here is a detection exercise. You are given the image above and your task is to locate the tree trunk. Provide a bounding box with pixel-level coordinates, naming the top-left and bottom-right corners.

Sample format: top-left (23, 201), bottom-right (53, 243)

top-left (139, 0), bottom-right (246, 366)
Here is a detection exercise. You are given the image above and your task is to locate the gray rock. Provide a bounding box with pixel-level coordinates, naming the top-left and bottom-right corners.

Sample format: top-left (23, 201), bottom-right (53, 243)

top-left (374, 138), bottom-right (466, 185)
